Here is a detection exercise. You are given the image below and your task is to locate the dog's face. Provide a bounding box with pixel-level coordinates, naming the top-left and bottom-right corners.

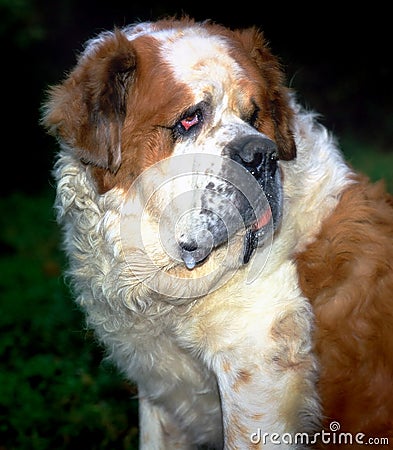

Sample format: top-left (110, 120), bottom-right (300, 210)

top-left (43, 19), bottom-right (297, 290)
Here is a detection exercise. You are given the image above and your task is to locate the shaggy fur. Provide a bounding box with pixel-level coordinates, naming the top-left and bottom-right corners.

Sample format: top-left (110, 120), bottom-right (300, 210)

top-left (42, 17), bottom-right (393, 449)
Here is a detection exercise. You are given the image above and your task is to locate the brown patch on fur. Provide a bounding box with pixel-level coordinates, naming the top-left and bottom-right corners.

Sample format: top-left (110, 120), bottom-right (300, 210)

top-left (251, 412), bottom-right (264, 422)
top-left (222, 360), bottom-right (231, 373)
top-left (232, 368), bottom-right (252, 392)
top-left (43, 28), bottom-right (195, 193)
top-left (42, 30), bottom-right (135, 175)
top-left (270, 310), bottom-right (313, 371)
top-left (296, 175), bottom-right (393, 442)
top-left (232, 27), bottom-right (297, 161)
top-left (96, 33), bottom-right (195, 192)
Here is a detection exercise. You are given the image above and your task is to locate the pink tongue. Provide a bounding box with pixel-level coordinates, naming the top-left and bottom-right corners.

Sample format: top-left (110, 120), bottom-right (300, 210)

top-left (251, 208), bottom-right (272, 231)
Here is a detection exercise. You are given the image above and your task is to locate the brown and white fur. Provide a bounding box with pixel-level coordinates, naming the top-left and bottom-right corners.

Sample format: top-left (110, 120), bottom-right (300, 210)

top-left (42, 17), bottom-right (393, 449)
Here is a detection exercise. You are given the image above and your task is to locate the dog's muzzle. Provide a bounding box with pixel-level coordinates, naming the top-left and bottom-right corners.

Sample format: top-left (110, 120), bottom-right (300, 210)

top-left (179, 135), bottom-right (283, 269)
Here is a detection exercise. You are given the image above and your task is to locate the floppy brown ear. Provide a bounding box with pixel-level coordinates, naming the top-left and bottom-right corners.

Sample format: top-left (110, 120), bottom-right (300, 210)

top-left (41, 29), bottom-right (135, 173)
top-left (235, 27), bottom-right (297, 161)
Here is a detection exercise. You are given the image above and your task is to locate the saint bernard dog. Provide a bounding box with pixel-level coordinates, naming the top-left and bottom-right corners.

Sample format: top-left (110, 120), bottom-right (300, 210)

top-left (42, 17), bottom-right (393, 449)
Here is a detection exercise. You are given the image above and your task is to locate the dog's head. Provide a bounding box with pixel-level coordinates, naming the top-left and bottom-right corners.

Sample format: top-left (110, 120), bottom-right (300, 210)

top-left (43, 18), bottom-right (296, 287)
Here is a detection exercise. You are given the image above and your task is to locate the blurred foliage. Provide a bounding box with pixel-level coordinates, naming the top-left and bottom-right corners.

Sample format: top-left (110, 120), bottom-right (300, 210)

top-left (0, 191), bottom-right (139, 449)
top-left (0, 0), bottom-right (45, 48)
top-left (341, 138), bottom-right (393, 193)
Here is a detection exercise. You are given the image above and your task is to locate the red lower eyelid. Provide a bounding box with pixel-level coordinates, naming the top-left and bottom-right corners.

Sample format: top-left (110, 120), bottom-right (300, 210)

top-left (181, 114), bottom-right (199, 131)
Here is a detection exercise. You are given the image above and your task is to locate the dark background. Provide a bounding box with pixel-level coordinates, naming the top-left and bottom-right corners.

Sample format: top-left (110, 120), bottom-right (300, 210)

top-left (1, 2), bottom-right (392, 449)
top-left (2, 0), bottom-right (392, 196)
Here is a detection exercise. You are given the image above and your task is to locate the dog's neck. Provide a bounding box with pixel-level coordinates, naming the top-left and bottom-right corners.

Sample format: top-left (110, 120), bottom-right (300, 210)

top-left (280, 103), bottom-right (354, 256)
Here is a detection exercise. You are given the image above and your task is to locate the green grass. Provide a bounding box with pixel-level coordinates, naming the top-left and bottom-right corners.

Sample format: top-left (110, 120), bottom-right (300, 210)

top-left (340, 136), bottom-right (393, 193)
top-left (0, 191), bottom-right (139, 450)
top-left (0, 137), bottom-right (391, 449)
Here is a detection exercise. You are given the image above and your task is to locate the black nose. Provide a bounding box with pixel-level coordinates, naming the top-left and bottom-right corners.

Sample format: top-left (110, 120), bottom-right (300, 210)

top-left (224, 135), bottom-right (278, 179)
top-left (179, 233), bottom-right (214, 270)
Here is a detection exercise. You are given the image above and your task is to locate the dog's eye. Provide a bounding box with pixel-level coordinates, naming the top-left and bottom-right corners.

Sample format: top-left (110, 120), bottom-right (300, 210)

top-left (247, 107), bottom-right (260, 129)
top-left (180, 112), bottom-right (200, 131)
top-left (174, 108), bottom-right (203, 138)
